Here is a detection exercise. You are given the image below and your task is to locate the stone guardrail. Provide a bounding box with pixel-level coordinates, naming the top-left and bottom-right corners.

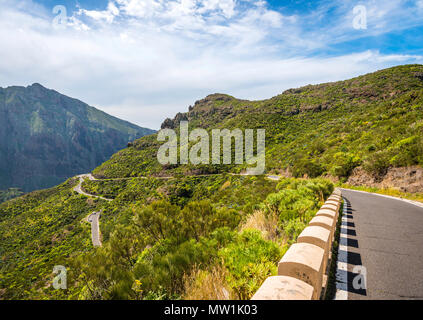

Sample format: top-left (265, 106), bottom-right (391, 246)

top-left (252, 188), bottom-right (342, 300)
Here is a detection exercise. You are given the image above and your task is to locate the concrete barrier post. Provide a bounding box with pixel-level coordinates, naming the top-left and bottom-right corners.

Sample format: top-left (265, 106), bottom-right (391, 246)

top-left (308, 215), bottom-right (336, 249)
top-left (278, 243), bottom-right (325, 299)
top-left (297, 226), bottom-right (331, 272)
top-left (328, 195), bottom-right (341, 202)
top-left (315, 208), bottom-right (336, 220)
top-left (251, 276), bottom-right (314, 300)
top-left (320, 203), bottom-right (338, 212)
top-left (325, 200), bottom-right (340, 210)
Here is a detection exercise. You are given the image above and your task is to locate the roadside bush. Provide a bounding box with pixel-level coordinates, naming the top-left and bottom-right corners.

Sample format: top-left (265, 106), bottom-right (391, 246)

top-left (179, 200), bottom-right (241, 241)
top-left (218, 229), bottom-right (281, 300)
top-left (133, 237), bottom-right (219, 295)
top-left (283, 218), bottom-right (307, 242)
top-left (261, 178), bottom-right (333, 241)
top-left (183, 264), bottom-right (233, 300)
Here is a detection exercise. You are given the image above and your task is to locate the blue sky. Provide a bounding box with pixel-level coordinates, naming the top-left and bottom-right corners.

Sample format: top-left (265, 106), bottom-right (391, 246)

top-left (0, 0), bottom-right (422, 129)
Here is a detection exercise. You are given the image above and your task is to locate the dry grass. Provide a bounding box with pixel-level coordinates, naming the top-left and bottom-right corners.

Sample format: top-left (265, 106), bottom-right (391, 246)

top-left (182, 265), bottom-right (233, 300)
top-left (220, 180), bottom-right (231, 191)
top-left (239, 210), bottom-right (280, 241)
top-left (0, 288), bottom-right (6, 300)
top-left (341, 184), bottom-right (423, 204)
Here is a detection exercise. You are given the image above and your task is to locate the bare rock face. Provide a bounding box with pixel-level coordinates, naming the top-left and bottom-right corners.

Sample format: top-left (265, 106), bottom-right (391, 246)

top-left (160, 118), bottom-right (175, 129)
top-left (346, 168), bottom-right (378, 185)
top-left (347, 166), bottom-right (423, 193)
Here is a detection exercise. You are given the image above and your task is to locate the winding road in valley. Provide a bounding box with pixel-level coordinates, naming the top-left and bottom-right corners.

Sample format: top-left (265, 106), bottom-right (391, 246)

top-left (72, 172), bottom-right (277, 247)
top-left (335, 189), bottom-right (423, 300)
top-left (73, 174), bottom-right (113, 201)
top-left (73, 174), bottom-right (110, 247)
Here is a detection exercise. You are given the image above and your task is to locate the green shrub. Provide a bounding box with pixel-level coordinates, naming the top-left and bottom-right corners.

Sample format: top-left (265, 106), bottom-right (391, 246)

top-left (363, 150), bottom-right (391, 176)
top-left (133, 237), bottom-right (219, 296)
top-left (389, 136), bottom-right (420, 167)
top-left (330, 152), bottom-right (362, 178)
top-left (218, 229), bottom-right (281, 299)
top-left (262, 178), bottom-right (333, 241)
top-left (283, 218), bottom-right (307, 242)
top-left (292, 158), bottom-right (325, 178)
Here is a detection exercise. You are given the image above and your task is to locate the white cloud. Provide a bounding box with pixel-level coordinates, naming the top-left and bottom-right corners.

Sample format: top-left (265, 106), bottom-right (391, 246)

top-left (0, 0), bottom-right (422, 130)
top-left (115, 0), bottom-right (162, 18)
top-left (200, 0), bottom-right (236, 18)
top-left (80, 2), bottom-right (120, 23)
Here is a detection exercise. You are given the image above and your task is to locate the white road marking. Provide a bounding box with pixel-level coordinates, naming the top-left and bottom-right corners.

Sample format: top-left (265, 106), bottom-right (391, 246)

top-left (341, 188), bottom-right (423, 209)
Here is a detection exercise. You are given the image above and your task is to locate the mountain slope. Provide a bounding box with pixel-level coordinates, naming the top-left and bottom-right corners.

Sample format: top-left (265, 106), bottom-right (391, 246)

top-left (94, 64), bottom-right (423, 184)
top-left (0, 83), bottom-right (155, 192)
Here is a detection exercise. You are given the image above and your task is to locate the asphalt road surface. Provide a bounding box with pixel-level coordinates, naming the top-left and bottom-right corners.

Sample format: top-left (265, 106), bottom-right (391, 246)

top-left (87, 211), bottom-right (102, 247)
top-left (73, 174), bottom-right (112, 201)
top-left (337, 189), bottom-right (423, 300)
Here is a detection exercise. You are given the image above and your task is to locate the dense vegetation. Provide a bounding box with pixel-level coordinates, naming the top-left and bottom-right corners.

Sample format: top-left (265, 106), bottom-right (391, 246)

top-left (94, 65), bottom-right (423, 181)
top-left (1, 65), bottom-right (422, 300)
top-left (0, 179), bottom-right (106, 299)
top-left (80, 176), bottom-right (331, 300)
top-left (0, 188), bottom-right (24, 204)
top-left (0, 83), bottom-right (154, 192)
top-left (0, 173), bottom-right (333, 299)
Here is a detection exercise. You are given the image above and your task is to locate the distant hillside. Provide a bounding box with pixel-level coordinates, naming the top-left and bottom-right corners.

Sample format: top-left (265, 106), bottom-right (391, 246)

top-left (94, 64), bottom-right (423, 184)
top-left (0, 188), bottom-right (24, 203)
top-left (0, 83), bottom-right (155, 193)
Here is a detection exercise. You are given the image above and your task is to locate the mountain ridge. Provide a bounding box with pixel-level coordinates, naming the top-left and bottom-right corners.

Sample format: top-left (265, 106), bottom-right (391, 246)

top-left (94, 64), bottom-right (423, 181)
top-left (0, 83), bottom-right (155, 192)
